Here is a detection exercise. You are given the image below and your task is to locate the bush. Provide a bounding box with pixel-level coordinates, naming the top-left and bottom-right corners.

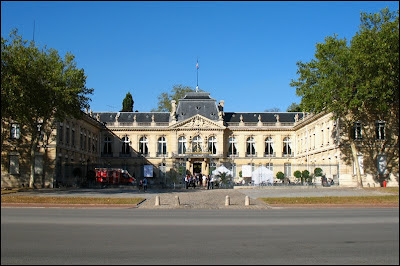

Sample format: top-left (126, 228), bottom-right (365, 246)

top-left (276, 171), bottom-right (285, 180)
top-left (314, 167), bottom-right (323, 177)
top-left (294, 170), bottom-right (302, 179)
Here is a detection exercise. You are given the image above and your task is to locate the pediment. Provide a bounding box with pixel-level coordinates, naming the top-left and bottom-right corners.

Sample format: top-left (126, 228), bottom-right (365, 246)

top-left (170, 114), bottom-right (225, 130)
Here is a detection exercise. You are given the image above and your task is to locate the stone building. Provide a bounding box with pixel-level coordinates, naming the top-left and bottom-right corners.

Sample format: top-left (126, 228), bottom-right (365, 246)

top-left (1, 90), bottom-right (398, 188)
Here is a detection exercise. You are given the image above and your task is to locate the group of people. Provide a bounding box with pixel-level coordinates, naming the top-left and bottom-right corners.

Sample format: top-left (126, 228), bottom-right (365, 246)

top-left (184, 174), bottom-right (215, 190)
top-left (138, 177), bottom-right (148, 192)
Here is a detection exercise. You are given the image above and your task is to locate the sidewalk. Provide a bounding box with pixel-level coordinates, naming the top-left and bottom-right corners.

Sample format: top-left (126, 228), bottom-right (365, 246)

top-left (1, 187), bottom-right (398, 209)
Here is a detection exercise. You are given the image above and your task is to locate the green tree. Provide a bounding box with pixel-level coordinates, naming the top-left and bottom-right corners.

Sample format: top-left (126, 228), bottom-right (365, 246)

top-left (314, 167), bottom-right (323, 177)
top-left (1, 29), bottom-right (93, 188)
top-left (121, 92), bottom-right (134, 112)
top-left (264, 107), bottom-right (281, 112)
top-left (151, 84), bottom-right (196, 112)
top-left (294, 170), bottom-right (302, 183)
top-left (276, 171), bottom-right (285, 181)
top-left (290, 8), bottom-right (399, 188)
top-left (286, 102), bottom-right (302, 112)
top-left (301, 170), bottom-right (311, 184)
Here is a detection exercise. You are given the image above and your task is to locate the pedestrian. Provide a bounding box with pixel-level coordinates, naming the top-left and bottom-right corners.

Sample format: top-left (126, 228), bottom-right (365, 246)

top-left (138, 179), bottom-right (143, 191)
top-left (211, 175), bottom-right (216, 189)
top-left (143, 177), bottom-right (148, 192)
top-left (206, 175), bottom-right (211, 190)
top-left (185, 175), bottom-right (189, 189)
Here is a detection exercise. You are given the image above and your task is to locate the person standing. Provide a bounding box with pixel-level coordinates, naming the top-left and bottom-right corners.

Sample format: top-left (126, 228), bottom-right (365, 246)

top-left (143, 177), bottom-right (148, 192)
top-left (185, 175), bottom-right (189, 189)
top-left (207, 175), bottom-right (211, 190)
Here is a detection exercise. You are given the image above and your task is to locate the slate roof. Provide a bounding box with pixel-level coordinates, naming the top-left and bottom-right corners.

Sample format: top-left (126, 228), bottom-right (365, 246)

top-left (92, 91), bottom-right (304, 125)
top-left (224, 112), bottom-right (304, 123)
top-left (93, 112), bottom-right (170, 123)
top-left (175, 92), bottom-right (220, 121)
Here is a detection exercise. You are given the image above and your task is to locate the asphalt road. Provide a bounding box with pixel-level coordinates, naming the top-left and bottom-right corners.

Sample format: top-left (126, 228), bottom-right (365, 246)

top-left (1, 208), bottom-right (398, 265)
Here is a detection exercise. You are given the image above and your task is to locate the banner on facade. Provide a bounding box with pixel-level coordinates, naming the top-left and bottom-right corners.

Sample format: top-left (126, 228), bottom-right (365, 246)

top-left (241, 165), bottom-right (252, 177)
top-left (144, 165), bottom-right (153, 177)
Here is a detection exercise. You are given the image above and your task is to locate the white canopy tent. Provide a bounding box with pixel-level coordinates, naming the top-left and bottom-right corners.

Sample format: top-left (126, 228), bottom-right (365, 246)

top-left (251, 166), bottom-right (274, 185)
top-left (212, 165), bottom-right (233, 182)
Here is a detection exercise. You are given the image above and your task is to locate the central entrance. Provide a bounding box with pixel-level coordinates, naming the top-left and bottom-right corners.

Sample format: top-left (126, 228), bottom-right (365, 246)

top-left (193, 163), bottom-right (202, 174)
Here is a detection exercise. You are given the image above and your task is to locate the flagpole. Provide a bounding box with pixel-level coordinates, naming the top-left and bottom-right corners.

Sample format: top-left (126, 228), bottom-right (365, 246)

top-left (196, 58), bottom-right (199, 92)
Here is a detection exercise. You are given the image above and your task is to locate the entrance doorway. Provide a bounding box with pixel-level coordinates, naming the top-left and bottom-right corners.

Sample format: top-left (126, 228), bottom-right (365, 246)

top-left (193, 163), bottom-right (202, 174)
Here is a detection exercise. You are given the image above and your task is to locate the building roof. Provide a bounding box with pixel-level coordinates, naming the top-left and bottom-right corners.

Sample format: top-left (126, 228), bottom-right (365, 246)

top-left (93, 112), bottom-right (170, 123)
top-left (224, 112), bottom-right (304, 123)
top-left (92, 91), bottom-right (305, 124)
top-left (175, 92), bottom-right (220, 121)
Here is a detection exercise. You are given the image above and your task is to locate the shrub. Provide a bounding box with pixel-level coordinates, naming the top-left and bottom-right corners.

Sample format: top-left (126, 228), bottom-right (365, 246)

top-left (276, 171), bottom-right (285, 180)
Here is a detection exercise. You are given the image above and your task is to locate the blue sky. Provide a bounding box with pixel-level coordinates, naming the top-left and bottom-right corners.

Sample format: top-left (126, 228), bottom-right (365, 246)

top-left (2, 1), bottom-right (398, 113)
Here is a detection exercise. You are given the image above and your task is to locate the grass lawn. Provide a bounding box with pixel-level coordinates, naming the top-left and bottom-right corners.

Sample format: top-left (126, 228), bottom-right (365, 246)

top-left (1, 196), bottom-right (145, 205)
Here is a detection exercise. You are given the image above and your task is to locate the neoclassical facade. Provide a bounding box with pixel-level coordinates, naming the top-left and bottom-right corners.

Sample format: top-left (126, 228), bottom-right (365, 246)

top-left (2, 91), bottom-right (398, 188)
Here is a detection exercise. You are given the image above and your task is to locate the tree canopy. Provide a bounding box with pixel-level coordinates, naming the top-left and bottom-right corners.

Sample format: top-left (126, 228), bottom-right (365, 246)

top-left (151, 84), bottom-right (196, 112)
top-left (290, 8), bottom-right (399, 187)
top-left (286, 102), bottom-right (302, 112)
top-left (121, 92), bottom-right (134, 112)
top-left (1, 29), bottom-right (93, 187)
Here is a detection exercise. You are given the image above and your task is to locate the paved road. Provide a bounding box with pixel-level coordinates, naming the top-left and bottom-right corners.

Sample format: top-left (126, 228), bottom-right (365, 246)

top-left (2, 208), bottom-right (398, 265)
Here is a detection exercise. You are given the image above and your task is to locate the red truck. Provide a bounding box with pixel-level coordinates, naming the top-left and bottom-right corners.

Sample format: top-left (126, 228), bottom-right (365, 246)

top-left (95, 168), bottom-right (135, 186)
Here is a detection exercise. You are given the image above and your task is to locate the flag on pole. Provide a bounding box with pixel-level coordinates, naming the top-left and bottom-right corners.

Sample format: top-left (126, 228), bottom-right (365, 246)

top-left (196, 61), bottom-right (199, 69)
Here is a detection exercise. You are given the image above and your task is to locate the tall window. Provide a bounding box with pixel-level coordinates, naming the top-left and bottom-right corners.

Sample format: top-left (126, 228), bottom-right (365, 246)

top-left (121, 136), bottom-right (130, 154)
top-left (71, 129), bottom-right (75, 147)
top-left (178, 136), bottom-right (186, 154)
top-left (283, 137), bottom-right (292, 156)
top-left (284, 163), bottom-right (291, 178)
top-left (158, 136), bottom-right (167, 155)
top-left (246, 137), bottom-right (256, 156)
top-left (159, 163), bottom-right (166, 178)
top-left (265, 137), bottom-right (274, 156)
top-left (192, 136), bottom-right (202, 152)
top-left (9, 155), bottom-right (19, 174)
top-left (228, 137), bottom-right (237, 156)
top-left (103, 136), bottom-right (112, 154)
top-left (66, 127), bottom-right (70, 145)
top-left (376, 121), bottom-right (385, 140)
top-left (59, 124), bottom-right (64, 143)
top-left (10, 124), bottom-right (20, 139)
top-left (139, 137), bottom-right (149, 155)
top-left (266, 163), bottom-right (273, 172)
top-left (80, 132), bottom-right (83, 149)
top-left (377, 155), bottom-right (387, 175)
top-left (208, 136), bottom-right (217, 154)
top-left (353, 122), bottom-right (362, 140)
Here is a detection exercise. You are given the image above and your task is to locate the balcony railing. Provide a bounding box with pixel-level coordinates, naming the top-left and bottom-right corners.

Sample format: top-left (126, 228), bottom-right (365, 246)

top-left (264, 152), bottom-right (276, 157)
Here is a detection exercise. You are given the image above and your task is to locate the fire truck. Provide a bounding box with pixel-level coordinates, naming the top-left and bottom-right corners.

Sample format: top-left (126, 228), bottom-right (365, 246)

top-left (95, 168), bottom-right (135, 187)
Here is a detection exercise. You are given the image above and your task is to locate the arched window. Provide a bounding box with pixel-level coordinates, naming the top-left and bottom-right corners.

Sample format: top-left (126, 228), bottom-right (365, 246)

top-left (283, 137), bottom-right (292, 156)
top-left (157, 136), bottom-right (167, 155)
top-left (228, 137), bottom-right (237, 156)
top-left (246, 137), bottom-right (256, 156)
top-left (265, 137), bottom-right (274, 156)
top-left (139, 136), bottom-right (149, 155)
top-left (178, 136), bottom-right (186, 154)
top-left (121, 136), bottom-right (130, 154)
top-left (192, 136), bottom-right (202, 152)
top-left (103, 136), bottom-right (112, 154)
top-left (208, 136), bottom-right (217, 154)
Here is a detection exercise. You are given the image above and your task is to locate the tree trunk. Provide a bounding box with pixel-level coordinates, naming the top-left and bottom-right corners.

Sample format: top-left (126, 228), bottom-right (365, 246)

top-left (29, 144), bottom-right (35, 188)
top-left (350, 140), bottom-right (363, 188)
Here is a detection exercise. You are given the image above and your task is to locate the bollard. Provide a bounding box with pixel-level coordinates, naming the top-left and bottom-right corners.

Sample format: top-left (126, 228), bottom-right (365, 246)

top-left (175, 195), bottom-right (180, 206)
top-left (225, 195), bottom-right (230, 206)
top-left (155, 195), bottom-right (160, 206)
top-left (245, 196), bottom-right (250, 206)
